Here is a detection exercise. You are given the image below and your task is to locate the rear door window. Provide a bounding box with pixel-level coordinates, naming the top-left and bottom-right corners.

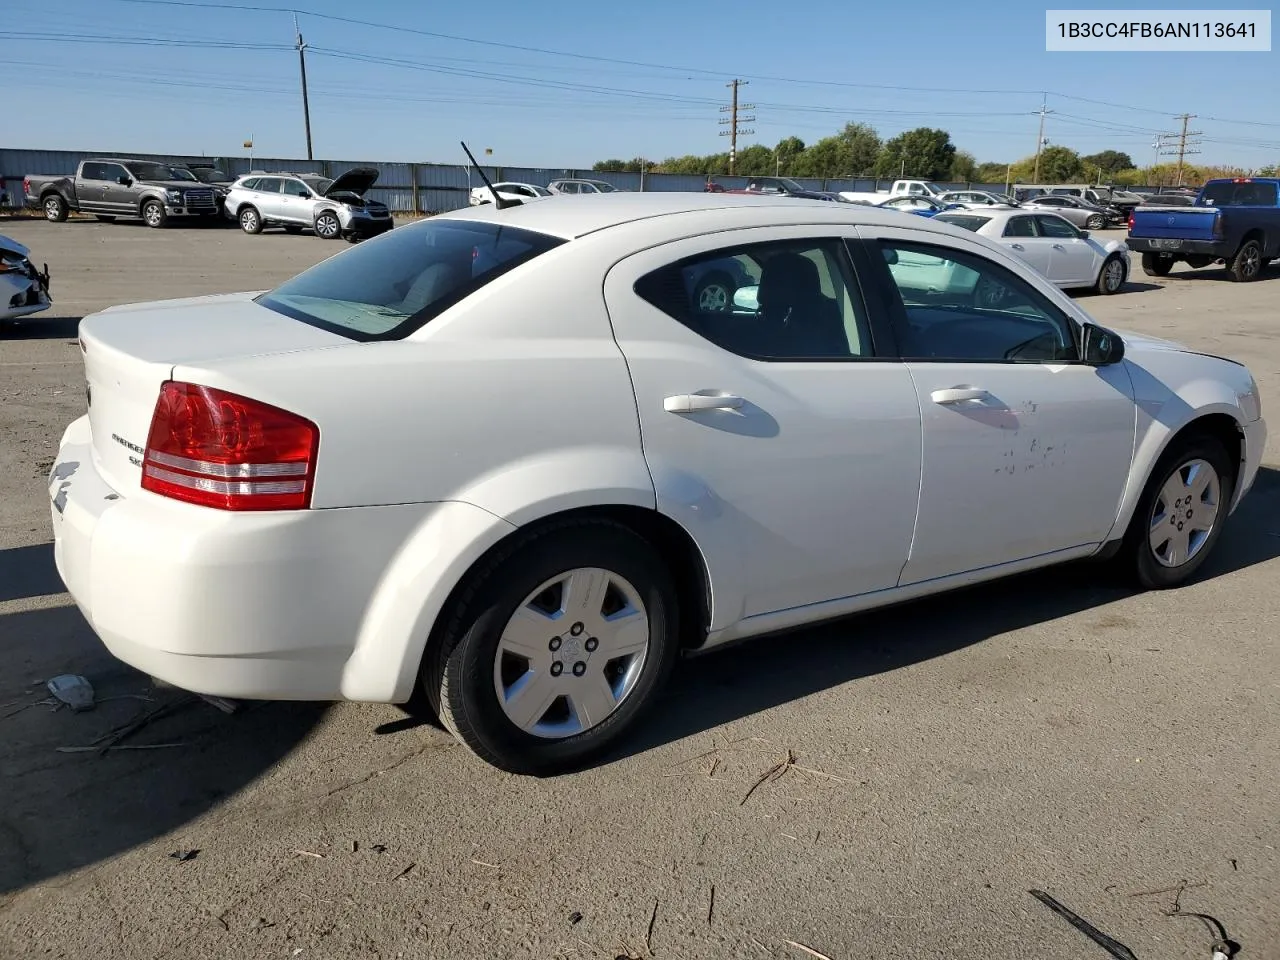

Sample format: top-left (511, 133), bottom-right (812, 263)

top-left (258, 219), bottom-right (566, 341)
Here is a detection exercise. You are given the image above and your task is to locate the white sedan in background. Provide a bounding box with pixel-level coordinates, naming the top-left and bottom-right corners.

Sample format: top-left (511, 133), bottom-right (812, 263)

top-left (469, 181), bottom-right (552, 206)
top-left (49, 194), bottom-right (1264, 775)
top-left (933, 207), bottom-right (1130, 295)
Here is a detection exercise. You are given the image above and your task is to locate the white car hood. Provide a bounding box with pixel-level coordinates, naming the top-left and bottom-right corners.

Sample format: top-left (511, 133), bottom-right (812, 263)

top-left (1112, 329), bottom-right (1189, 353)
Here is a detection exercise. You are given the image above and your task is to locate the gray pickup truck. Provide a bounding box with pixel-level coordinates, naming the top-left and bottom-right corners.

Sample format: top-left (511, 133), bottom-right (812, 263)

top-left (24, 158), bottom-right (221, 228)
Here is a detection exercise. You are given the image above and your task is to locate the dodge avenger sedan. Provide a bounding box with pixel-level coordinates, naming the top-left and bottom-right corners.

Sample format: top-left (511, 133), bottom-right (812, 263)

top-left (49, 193), bottom-right (1266, 774)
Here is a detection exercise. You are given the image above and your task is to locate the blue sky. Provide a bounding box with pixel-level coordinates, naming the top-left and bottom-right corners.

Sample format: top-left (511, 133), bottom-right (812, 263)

top-left (4, 0), bottom-right (1278, 169)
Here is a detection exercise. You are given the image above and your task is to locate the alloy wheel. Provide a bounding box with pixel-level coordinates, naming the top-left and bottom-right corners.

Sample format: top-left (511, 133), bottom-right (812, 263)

top-left (1148, 458), bottom-right (1221, 567)
top-left (1103, 258), bottom-right (1125, 291)
top-left (493, 566), bottom-right (649, 738)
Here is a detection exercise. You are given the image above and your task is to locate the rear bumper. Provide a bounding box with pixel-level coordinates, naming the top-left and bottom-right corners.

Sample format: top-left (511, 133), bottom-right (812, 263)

top-left (1126, 237), bottom-right (1226, 257)
top-left (47, 415), bottom-right (479, 702)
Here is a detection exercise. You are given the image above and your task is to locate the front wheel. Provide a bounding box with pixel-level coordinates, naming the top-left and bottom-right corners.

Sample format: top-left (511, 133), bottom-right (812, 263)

top-left (1121, 436), bottom-right (1234, 589)
top-left (427, 521), bottom-right (680, 775)
top-left (1095, 254), bottom-right (1126, 295)
top-left (238, 206), bottom-right (263, 234)
top-left (1141, 252), bottom-right (1174, 277)
top-left (43, 195), bottom-right (69, 222)
top-left (1086, 214), bottom-right (1105, 230)
top-left (314, 211), bottom-right (342, 240)
top-left (1227, 239), bottom-right (1263, 282)
top-left (693, 271), bottom-right (736, 313)
top-left (142, 200), bottom-right (167, 228)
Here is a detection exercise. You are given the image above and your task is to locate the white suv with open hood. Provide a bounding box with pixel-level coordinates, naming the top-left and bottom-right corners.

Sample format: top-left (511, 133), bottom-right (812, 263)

top-left (224, 167), bottom-right (392, 242)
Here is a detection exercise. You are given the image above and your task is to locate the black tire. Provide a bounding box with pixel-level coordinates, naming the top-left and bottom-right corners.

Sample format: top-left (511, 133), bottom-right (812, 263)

top-left (142, 200), bottom-right (167, 229)
top-left (1141, 252), bottom-right (1174, 277)
top-left (282, 225), bottom-right (303, 234)
top-left (1227, 238), bottom-right (1263, 282)
top-left (314, 211), bottom-right (342, 240)
top-left (94, 215), bottom-right (116, 223)
top-left (43, 195), bottom-right (68, 222)
top-left (1095, 254), bottom-right (1126, 295)
top-left (1121, 435), bottom-right (1235, 590)
top-left (238, 206), bottom-right (263, 235)
top-left (692, 270), bottom-right (737, 313)
top-left (1086, 214), bottom-right (1105, 230)
top-left (426, 520), bottom-right (680, 776)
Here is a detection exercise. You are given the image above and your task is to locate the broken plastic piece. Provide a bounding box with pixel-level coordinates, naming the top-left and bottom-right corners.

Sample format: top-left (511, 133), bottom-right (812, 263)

top-left (47, 674), bottom-right (95, 712)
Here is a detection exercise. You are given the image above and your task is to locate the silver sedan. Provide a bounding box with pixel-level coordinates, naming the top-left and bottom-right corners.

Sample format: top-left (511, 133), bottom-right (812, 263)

top-left (1020, 195), bottom-right (1114, 229)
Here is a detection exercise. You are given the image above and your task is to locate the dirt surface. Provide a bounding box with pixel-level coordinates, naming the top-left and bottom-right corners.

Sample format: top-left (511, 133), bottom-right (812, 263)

top-left (2, 218), bottom-right (1278, 960)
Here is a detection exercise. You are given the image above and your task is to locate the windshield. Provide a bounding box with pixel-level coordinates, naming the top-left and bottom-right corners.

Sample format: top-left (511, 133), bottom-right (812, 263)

top-left (258, 219), bottom-right (566, 341)
top-left (301, 176), bottom-right (334, 194)
top-left (126, 162), bottom-right (183, 181)
top-left (167, 167), bottom-right (199, 181)
top-left (1197, 180), bottom-right (1279, 207)
top-left (934, 214), bottom-right (991, 232)
top-left (530, 185), bottom-right (552, 196)
top-left (191, 168), bottom-right (229, 183)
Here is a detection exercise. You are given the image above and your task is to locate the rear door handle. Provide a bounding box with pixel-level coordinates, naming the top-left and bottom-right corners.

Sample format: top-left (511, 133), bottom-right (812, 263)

top-left (1010, 243), bottom-right (1024, 250)
top-left (1052, 243), bottom-right (1066, 250)
top-left (930, 387), bottom-right (989, 405)
top-left (664, 393), bottom-right (744, 413)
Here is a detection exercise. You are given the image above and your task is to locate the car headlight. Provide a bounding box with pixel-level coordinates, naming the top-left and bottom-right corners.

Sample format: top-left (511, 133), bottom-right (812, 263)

top-left (166, 189), bottom-right (183, 202)
top-left (1239, 374), bottom-right (1262, 422)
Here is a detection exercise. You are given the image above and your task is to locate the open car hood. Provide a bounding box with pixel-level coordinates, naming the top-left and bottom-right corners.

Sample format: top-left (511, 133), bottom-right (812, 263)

top-left (0, 234), bottom-right (32, 259)
top-left (325, 167), bottom-right (379, 198)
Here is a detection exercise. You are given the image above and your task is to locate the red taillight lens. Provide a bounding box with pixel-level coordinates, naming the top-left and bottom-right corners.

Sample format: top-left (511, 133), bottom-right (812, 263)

top-left (1127, 212), bottom-right (1134, 232)
top-left (141, 381), bottom-right (319, 511)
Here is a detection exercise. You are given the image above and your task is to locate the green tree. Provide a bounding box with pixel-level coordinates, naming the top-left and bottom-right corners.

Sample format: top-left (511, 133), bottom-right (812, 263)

top-left (1081, 150), bottom-right (1134, 177)
top-left (974, 161), bottom-right (1010, 184)
top-left (734, 144), bottom-right (776, 176)
top-left (789, 123), bottom-right (881, 178)
top-left (592, 159), bottom-right (628, 172)
top-left (773, 136), bottom-right (806, 175)
top-left (874, 127), bottom-right (956, 180)
top-left (949, 150), bottom-right (978, 182)
top-left (1034, 145), bottom-right (1084, 182)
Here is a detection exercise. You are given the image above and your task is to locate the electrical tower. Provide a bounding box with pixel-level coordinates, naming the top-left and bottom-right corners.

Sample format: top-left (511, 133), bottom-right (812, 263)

top-left (1156, 114), bottom-right (1202, 186)
top-left (294, 14), bottom-right (314, 161)
top-left (1032, 95), bottom-right (1054, 182)
top-left (719, 79), bottom-right (755, 176)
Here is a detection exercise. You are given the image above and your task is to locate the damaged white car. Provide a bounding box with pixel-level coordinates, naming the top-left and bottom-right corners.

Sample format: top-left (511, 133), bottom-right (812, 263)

top-left (1, 234), bottom-right (52, 325)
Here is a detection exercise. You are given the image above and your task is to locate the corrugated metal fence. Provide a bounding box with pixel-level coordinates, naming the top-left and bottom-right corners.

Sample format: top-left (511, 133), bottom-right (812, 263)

top-left (0, 147), bottom-right (1162, 214)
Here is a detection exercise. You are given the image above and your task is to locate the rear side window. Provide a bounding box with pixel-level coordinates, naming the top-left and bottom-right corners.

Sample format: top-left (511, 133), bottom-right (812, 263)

top-left (258, 219), bottom-right (566, 341)
top-left (934, 214), bottom-right (990, 232)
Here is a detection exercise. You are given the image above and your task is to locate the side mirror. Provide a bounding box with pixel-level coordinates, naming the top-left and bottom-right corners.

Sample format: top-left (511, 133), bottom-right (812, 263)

top-left (881, 247), bottom-right (899, 265)
top-left (732, 284), bottom-right (759, 311)
top-left (117, 176), bottom-right (131, 186)
top-left (1082, 322), bottom-right (1124, 366)
top-left (1079, 229), bottom-right (1090, 239)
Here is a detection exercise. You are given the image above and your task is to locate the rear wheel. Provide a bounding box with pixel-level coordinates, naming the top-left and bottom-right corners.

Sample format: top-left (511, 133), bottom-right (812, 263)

top-left (1121, 435), bottom-right (1234, 589)
top-left (142, 200), bottom-right (167, 228)
top-left (314, 211), bottom-right (342, 240)
top-left (43, 195), bottom-right (68, 222)
top-left (1227, 239), bottom-right (1263, 282)
top-left (1141, 252), bottom-right (1174, 277)
top-left (427, 520), bottom-right (679, 775)
top-left (1095, 254), bottom-right (1126, 295)
top-left (238, 206), bottom-right (263, 234)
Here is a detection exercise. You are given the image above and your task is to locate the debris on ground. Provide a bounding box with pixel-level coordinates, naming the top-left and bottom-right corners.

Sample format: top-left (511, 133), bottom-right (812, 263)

top-left (568, 911), bottom-right (583, 925)
top-left (783, 939), bottom-right (835, 960)
top-left (1030, 889), bottom-right (1137, 960)
top-left (46, 674), bottom-right (95, 712)
top-left (169, 849), bottom-right (200, 863)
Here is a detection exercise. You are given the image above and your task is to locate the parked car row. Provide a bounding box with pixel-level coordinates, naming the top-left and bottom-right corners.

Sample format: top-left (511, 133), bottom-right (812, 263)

top-left (468, 178), bottom-right (624, 205)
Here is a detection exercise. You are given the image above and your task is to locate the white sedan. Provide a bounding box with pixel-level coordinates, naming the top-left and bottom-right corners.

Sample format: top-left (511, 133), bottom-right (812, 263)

top-left (468, 181), bottom-right (551, 206)
top-left (49, 194), bottom-right (1266, 775)
top-left (1, 234), bottom-right (53, 324)
top-left (933, 207), bottom-right (1130, 295)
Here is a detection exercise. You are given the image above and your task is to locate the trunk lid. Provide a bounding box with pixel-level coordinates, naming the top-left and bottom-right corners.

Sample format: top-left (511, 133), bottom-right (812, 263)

top-left (324, 167), bottom-right (379, 199)
top-left (1129, 206), bottom-right (1219, 240)
top-left (79, 292), bottom-right (350, 494)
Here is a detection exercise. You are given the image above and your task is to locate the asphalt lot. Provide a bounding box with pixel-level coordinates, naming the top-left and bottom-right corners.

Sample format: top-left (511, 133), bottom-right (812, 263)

top-left (1, 216), bottom-right (1278, 960)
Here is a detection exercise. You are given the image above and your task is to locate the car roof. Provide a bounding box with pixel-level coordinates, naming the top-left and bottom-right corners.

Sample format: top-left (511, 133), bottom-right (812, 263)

top-left (437, 192), bottom-right (984, 241)
top-left (937, 207), bottom-right (1057, 225)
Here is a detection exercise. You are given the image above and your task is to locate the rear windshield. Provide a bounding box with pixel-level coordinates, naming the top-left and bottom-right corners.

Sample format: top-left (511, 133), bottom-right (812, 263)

top-left (934, 214), bottom-right (991, 232)
top-left (257, 218), bottom-right (566, 341)
top-left (1197, 180), bottom-right (1279, 207)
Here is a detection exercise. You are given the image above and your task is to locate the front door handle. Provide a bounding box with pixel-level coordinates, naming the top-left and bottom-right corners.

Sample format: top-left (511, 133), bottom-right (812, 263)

top-left (1009, 243), bottom-right (1025, 250)
top-left (664, 393), bottom-right (745, 414)
top-left (930, 387), bottom-right (989, 405)
top-left (1053, 243), bottom-right (1066, 250)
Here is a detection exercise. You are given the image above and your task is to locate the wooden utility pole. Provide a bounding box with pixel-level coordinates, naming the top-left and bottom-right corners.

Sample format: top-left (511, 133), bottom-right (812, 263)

top-left (1032, 95), bottom-right (1054, 182)
top-left (294, 14), bottom-right (314, 160)
top-left (719, 79), bottom-right (754, 176)
top-left (1172, 113), bottom-right (1202, 187)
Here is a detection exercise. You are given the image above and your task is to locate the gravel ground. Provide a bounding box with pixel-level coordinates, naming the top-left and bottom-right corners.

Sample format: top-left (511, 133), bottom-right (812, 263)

top-left (1, 216), bottom-right (1277, 960)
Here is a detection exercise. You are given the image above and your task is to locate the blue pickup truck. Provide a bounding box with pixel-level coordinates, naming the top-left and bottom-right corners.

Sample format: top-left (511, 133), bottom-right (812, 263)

top-left (1127, 177), bottom-right (1280, 282)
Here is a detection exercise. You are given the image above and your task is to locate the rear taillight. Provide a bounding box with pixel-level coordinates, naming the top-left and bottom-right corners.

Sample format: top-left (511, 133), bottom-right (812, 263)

top-left (23, 176), bottom-right (30, 195)
top-left (1127, 212), bottom-right (1134, 232)
top-left (1212, 211), bottom-right (1224, 239)
top-left (141, 381), bottom-right (319, 511)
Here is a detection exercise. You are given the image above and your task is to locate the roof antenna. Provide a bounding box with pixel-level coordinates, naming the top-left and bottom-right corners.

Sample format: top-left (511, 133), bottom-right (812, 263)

top-left (461, 141), bottom-right (521, 209)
